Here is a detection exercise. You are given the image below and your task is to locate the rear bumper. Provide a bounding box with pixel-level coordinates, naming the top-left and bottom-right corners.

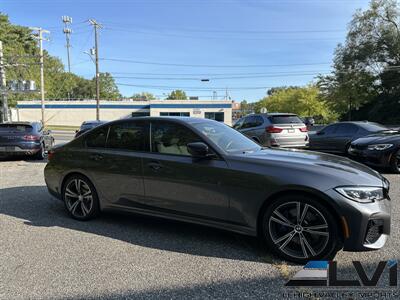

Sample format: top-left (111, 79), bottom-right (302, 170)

top-left (324, 189), bottom-right (391, 251)
top-left (0, 144), bottom-right (41, 155)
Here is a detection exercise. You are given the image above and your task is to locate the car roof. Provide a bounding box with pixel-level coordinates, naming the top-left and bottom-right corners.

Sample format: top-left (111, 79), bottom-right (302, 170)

top-left (0, 121), bottom-right (35, 125)
top-left (127, 116), bottom-right (215, 124)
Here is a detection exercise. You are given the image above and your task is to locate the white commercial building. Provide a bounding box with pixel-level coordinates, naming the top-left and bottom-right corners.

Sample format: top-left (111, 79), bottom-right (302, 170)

top-left (15, 100), bottom-right (233, 126)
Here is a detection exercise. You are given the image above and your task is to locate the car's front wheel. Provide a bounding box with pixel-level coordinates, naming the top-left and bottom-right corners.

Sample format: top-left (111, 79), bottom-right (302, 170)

top-left (261, 195), bottom-right (341, 264)
top-left (62, 175), bottom-right (100, 220)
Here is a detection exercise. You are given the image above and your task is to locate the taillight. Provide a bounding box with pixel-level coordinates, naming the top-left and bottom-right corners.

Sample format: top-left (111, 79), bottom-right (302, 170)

top-left (23, 135), bottom-right (40, 141)
top-left (47, 150), bottom-right (55, 161)
top-left (266, 126), bottom-right (283, 133)
top-left (299, 127), bottom-right (308, 132)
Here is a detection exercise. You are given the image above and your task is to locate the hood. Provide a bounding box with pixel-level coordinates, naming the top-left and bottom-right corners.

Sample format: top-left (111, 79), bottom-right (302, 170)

top-left (352, 132), bottom-right (400, 145)
top-left (232, 148), bottom-right (384, 187)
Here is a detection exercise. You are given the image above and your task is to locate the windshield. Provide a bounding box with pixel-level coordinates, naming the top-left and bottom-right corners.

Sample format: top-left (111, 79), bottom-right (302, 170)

top-left (0, 124), bottom-right (33, 133)
top-left (359, 123), bottom-right (389, 132)
top-left (268, 115), bottom-right (303, 124)
top-left (192, 121), bottom-right (261, 154)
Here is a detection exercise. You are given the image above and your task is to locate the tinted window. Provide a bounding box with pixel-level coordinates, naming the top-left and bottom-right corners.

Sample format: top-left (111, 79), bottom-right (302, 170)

top-left (242, 116), bottom-right (256, 128)
top-left (233, 117), bottom-right (244, 129)
top-left (0, 124), bottom-right (33, 132)
top-left (86, 126), bottom-right (109, 148)
top-left (151, 122), bottom-right (202, 156)
top-left (321, 125), bottom-right (336, 135)
top-left (268, 115), bottom-right (303, 124)
top-left (335, 124), bottom-right (358, 136)
top-left (254, 116), bottom-right (264, 126)
top-left (106, 121), bottom-right (148, 151)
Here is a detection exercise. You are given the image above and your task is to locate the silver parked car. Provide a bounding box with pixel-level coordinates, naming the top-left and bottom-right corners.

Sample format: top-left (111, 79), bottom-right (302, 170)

top-left (233, 113), bottom-right (309, 148)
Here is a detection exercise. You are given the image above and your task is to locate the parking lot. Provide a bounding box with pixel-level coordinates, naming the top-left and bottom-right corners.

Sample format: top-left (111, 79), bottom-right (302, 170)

top-left (0, 150), bottom-right (399, 299)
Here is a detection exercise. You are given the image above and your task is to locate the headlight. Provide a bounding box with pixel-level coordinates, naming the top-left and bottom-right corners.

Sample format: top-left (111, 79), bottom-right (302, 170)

top-left (335, 186), bottom-right (384, 203)
top-left (367, 144), bottom-right (393, 151)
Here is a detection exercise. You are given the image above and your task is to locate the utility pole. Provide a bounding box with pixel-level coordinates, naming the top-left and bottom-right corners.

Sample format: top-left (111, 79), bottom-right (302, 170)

top-left (0, 41), bottom-right (9, 122)
top-left (89, 19), bottom-right (102, 121)
top-left (62, 16), bottom-right (73, 73)
top-left (31, 27), bottom-right (50, 127)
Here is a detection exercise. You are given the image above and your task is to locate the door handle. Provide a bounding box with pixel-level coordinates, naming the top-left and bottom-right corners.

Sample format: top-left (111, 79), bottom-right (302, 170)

top-left (90, 154), bottom-right (104, 161)
top-left (148, 161), bottom-right (162, 171)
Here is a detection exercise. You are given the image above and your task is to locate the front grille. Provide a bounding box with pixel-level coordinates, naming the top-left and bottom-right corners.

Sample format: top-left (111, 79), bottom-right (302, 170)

top-left (364, 219), bottom-right (384, 244)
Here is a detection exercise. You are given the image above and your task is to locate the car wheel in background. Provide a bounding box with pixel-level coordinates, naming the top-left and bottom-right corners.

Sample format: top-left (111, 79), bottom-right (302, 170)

top-left (261, 194), bottom-right (342, 264)
top-left (389, 150), bottom-right (400, 174)
top-left (62, 175), bottom-right (100, 220)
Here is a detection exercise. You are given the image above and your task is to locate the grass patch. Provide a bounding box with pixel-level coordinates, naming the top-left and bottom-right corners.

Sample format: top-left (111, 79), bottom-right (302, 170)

top-left (45, 125), bottom-right (79, 131)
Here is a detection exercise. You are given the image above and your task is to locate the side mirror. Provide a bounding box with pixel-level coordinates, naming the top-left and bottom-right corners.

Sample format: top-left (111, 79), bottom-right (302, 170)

top-left (187, 142), bottom-right (209, 158)
top-left (75, 130), bottom-right (79, 133)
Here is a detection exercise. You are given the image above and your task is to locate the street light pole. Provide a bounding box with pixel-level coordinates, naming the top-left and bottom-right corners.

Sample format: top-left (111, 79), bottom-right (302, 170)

top-left (0, 41), bottom-right (9, 122)
top-left (30, 27), bottom-right (50, 127)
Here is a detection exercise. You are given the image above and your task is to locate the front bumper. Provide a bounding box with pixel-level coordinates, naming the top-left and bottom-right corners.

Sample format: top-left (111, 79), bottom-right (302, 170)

top-left (324, 188), bottom-right (391, 251)
top-left (348, 146), bottom-right (393, 168)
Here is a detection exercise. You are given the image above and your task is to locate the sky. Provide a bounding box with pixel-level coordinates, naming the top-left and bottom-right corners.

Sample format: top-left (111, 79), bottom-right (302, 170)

top-left (1, 0), bottom-right (371, 102)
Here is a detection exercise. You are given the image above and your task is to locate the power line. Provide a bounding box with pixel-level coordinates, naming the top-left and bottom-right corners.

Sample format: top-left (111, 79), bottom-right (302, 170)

top-left (116, 82), bottom-right (273, 91)
top-left (100, 58), bottom-right (332, 68)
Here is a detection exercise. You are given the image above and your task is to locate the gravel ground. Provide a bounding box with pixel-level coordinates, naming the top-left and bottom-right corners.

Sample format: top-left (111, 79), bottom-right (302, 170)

top-left (0, 159), bottom-right (399, 299)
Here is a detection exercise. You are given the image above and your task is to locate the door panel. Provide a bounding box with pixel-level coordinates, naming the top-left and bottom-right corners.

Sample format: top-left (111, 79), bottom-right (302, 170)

top-left (142, 153), bottom-right (230, 221)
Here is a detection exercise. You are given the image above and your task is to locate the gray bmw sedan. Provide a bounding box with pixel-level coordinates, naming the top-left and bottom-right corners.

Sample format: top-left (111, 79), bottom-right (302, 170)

top-left (44, 117), bottom-right (391, 263)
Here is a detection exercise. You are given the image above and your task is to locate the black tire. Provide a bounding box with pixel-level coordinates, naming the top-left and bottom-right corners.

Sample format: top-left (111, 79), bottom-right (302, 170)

top-left (62, 174), bottom-right (100, 221)
top-left (260, 194), bottom-right (342, 264)
top-left (34, 143), bottom-right (45, 160)
top-left (389, 150), bottom-right (400, 174)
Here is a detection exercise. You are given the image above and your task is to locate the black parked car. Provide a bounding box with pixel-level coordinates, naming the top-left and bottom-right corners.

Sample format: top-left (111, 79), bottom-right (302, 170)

top-left (75, 120), bottom-right (107, 138)
top-left (45, 117), bottom-right (390, 263)
top-left (0, 122), bottom-right (54, 159)
top-left (348, 130), bottom-right (400, 173)
top-left (309, 121), bottom-right (390, 155)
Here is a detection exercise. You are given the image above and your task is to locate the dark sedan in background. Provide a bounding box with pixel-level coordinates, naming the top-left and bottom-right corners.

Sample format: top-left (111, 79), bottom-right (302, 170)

top-left (0, 122), bottom-right (54, 159)
top-left (45, 117), bottom-right (390, 264)
top-left (75, 120), bottom-right (107, 138)
top-left (309, 121), bottom-right (390, 155)
top-left (349, 130), bottom-right (400, 173)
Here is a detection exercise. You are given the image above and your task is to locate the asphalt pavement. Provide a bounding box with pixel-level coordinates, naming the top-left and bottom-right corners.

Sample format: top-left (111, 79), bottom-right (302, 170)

top-left (0, 148), bottom-right (399, 299)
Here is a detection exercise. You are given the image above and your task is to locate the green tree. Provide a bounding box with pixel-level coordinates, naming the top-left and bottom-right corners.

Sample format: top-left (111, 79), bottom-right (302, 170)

top-left (318, 0), bottom-right (400, 122)
top-left (166, 90), bottom-right (187, 100)
top-left (131, 92), bottom-right (156, 100)
top-left (93, 72), bottom-right (121, 100)
top-left (255, 86), bottom-right (337, 123)
top-left (0, 13), bottom-right (121, 104)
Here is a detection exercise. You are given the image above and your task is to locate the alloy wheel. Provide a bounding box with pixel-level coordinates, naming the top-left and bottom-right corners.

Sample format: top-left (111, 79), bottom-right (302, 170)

top-left (64, 179), bottom-right (94, 218)
top-left (268, 201), bottom-right (330, 259)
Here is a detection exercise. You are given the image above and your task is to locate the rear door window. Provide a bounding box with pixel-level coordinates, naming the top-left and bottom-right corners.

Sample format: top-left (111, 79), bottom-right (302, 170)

top-left (268, 115), bottom-right (303, 124)
top-left (86, 126), bottom-right (109, 148)
top-left (106, 121), bottom-right (149, 152)
top-left (335, 124), bottom-right (358, 136)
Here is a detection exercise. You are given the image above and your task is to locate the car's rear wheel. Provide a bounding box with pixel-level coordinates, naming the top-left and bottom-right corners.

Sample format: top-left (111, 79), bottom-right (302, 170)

top-left (389, 150), bottom-right (400, 174)
top-left (261, 195), bottom-right (341, 264)
top-left (62, 175), bottom-right (100, 220)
